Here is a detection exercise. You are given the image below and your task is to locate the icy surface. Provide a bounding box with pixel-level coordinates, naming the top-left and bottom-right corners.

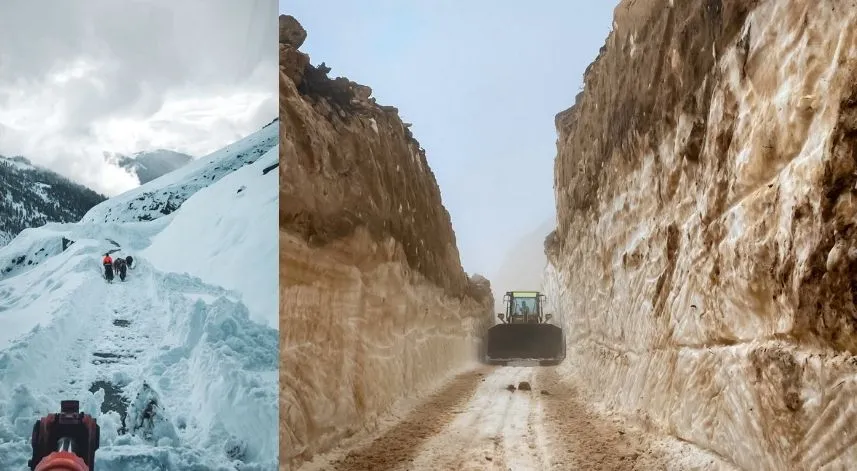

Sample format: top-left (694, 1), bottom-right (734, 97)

top-left (404, 367), bottom-right (549, 470)
top-left (0, 127), bottom-right (279, 470)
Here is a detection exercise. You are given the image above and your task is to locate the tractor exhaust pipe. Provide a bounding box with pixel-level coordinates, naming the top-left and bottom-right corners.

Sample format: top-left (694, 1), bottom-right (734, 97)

top-left (57, 437), bottom-right (77, 454)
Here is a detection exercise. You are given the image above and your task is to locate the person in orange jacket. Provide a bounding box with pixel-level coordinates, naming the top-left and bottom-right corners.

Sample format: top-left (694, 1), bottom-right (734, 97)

top-left (102, 253), bottom-right (114, 282)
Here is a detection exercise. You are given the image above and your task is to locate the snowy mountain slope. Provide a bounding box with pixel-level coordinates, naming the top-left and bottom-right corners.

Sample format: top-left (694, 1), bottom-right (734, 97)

top-left (0, 124), bottom-right (279, 470)
top-left (83, 119), bottom-right (278, 224)
top-left (0, 156), bottom-right (106, 246)
top-left (144, 146), bottom-right (278, 329)
top-left (110, 149), bottom-right (194, 185)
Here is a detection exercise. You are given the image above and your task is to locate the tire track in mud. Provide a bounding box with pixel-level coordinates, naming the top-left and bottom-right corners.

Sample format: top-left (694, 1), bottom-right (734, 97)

top-left (335, 367), bottom-right (548, 471)
top-left (536, 367), bottom-right (673, 470)
top-left (501, 369), bottom-right (547, 470)
top-left (323, 365), bottom-right (728, 471)
top-left (404, 368), bottom-right (522, 471)
top-left (332, 368), bottom-right (489, 471)
top-left (411, 367), bottom-right (541, 471)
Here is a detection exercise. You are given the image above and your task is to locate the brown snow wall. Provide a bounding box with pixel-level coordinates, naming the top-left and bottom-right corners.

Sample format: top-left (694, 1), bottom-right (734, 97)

top-left (546, 1), bottom-right (857, 469)
top-left (279, 15), bottom-right (492, 471)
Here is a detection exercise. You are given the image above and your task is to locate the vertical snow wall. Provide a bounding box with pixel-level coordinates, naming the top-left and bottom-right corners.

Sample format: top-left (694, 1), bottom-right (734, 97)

top-left (280, 15), bottom-right (492, 470)
top-left (546, 1), bottom-right (857, 469)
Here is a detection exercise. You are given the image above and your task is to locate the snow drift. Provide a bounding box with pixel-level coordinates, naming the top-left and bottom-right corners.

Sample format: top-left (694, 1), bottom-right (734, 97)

top-left (144, 145), bottom-right (279, 329)
top-left (0, 122), bottom-right (279, 470)
top-left (548, 1), bottom-right (857, 469)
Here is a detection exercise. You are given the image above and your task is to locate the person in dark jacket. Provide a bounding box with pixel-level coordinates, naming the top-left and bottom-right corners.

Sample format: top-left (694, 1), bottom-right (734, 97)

top-left (113, 257), bottom-right (128, 281)
top-left (125, 255), bottom-right (133, 269)
top-left (102, 253), bottom-right (114, 282)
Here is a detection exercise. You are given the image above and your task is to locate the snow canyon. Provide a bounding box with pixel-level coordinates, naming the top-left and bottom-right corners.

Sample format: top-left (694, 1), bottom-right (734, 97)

top-left (280, 14), bottom-right (492, 470)
top-left (282, 1), bottom-right (857, 470)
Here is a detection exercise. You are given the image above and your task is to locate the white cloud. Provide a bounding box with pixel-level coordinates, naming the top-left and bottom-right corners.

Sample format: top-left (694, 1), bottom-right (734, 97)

top-left (0, 0), bottom-right (277, 196)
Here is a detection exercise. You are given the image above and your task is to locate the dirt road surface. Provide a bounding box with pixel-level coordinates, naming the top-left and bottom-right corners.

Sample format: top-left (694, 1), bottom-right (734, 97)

top-left (306, 366), bottom-right (736, 471)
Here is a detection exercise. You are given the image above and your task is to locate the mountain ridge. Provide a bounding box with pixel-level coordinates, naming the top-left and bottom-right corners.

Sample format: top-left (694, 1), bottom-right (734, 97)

top-left (0, 155), bottom-right (106, 246)
top-left (108, 149), bottom-right (195, 184)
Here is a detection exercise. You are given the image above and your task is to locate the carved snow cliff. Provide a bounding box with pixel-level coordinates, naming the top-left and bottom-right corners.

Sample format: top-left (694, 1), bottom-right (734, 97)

top-left (280, 15), bottom-right (492, 471)
top-left (546, 1), bottom-right (857, 469)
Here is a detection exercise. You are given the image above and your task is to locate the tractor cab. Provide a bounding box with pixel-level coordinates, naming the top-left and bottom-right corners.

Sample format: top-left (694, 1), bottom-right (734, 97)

top-left (485, 290), bottom-right (564, 365)
top-left (497, 291), bottom-right (552, 324)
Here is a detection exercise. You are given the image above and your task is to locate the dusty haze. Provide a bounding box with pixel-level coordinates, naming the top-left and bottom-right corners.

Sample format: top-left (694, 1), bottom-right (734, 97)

top-left (489, 218), bottom-right (554, 312)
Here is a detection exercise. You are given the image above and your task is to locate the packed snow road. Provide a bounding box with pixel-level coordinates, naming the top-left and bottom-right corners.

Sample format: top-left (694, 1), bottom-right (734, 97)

top-left (388, 367), bottom-right (549, 470)
top-left (0, 244), bottom-right (278, 470)
top-left (315, 366), bottom-right (734, 471)
top-left (0, 123), bottom-right (278, 469)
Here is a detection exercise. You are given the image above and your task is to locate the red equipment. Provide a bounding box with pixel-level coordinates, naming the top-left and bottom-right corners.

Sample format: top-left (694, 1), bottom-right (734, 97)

top-left (29, 400), bottom-right (100, 471)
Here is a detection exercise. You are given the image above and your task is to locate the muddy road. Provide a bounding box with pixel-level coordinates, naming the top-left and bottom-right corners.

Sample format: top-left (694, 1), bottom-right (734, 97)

top-left (299, 366), bottom-right (735, 471)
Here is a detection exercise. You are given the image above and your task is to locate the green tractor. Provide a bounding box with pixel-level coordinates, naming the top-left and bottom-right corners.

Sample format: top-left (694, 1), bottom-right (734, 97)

top-left (484, 291), bottom-right (565, 365)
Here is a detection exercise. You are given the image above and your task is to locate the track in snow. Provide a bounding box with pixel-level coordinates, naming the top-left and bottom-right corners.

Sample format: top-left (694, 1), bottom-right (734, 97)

top-left (71, 264), bottom-right (179, 441)
top-left (0, 251), bottom-right (278, 470)
top-left (331, 367), bottom-right (548, 471)
top-left (328, 367), bottom-right (731, 471)
top-left (401, 367), bottom-right (547, 470)
top-left (39, 260), bottom-right (224, 454)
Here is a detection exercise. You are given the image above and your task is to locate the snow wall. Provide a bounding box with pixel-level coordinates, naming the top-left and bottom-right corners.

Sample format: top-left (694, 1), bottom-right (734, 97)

top-left (280, 15), bottom-right (493, 471)
top-left (545, 1), bottom-right (857, 469)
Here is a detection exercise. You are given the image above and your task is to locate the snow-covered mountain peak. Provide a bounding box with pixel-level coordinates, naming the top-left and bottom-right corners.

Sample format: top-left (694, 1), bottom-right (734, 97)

top-left (84, 119), bottom-right (278, 224)
top-left (107, 149), bottom-right (195, 185)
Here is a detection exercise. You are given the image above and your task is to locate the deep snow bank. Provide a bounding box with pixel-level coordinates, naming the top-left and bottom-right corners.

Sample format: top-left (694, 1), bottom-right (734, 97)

top-left (144, 146), bottom-right (279, 329)
top-left (280, 15), bottom-right (492, 470)
top-left (547, 1), bottom-right (857, 469)
top-left (0, 125), bottom-right (279, 469)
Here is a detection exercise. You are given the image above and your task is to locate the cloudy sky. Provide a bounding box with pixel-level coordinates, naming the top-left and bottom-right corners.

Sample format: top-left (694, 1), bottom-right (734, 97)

top-left (286, 1), bottom-right (615, 280)
top-left (0, 0), bottom-right (278, 196)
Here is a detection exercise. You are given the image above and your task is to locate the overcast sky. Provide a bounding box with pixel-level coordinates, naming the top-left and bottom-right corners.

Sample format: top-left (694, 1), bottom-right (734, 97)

top-left (0, 0), bottom-right (278, 196)
top-left (285, 1), bottom-right (616, 279)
